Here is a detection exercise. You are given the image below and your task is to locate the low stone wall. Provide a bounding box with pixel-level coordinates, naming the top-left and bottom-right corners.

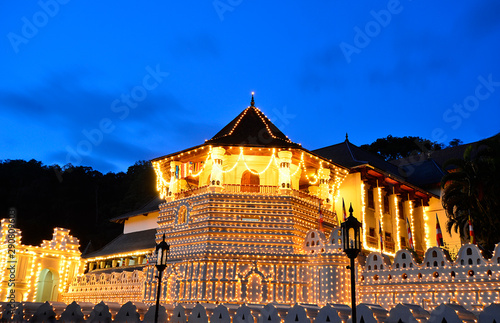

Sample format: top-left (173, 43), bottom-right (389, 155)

top-left (1, 301), bottom-right (499, 323)
top-left (360, 243), bottom-right (500, 312)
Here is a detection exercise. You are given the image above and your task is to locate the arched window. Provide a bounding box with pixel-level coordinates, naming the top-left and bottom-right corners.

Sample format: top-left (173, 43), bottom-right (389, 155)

top-left (241, 171), bottom-right (260, 192)
top-left (402, 253), bottom-right (407, 260)
top-left (432, 250), bottom-right (438, 257)
top-left (178, 206), bottom-right (187, 224)
top-left (466, 248), bottom-right (472, 255)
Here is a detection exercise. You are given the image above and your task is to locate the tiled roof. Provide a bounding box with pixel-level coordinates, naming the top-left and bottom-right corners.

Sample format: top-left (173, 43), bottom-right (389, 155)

top-left (83, 229), bottom-right (156, 259)
top-left (110, 197), bottom-right (163, 223)
top-left (313, 140), bottom-right (404, 179)
top-left (397, 159), bottom-right (446, 187)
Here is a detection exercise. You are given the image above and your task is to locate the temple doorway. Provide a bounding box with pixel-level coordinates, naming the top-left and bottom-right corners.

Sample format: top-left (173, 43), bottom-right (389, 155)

top-left (241, 171), bottom-right (260, 192)
top-left (36, 269), bottom-right (59, 302)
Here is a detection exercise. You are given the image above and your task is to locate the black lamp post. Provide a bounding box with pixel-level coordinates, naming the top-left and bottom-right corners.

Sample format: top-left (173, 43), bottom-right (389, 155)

top-left (154, 234), bottom-right (169, 323)
top-left (341, 203), bottom-right (362, 323)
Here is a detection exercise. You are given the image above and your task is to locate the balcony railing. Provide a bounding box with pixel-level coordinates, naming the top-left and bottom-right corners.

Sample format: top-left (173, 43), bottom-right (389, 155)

top-left (366, 236), bottom-right (378, 248)
top-left (223, 184), bottom-right (279, 195)
top-left (172, 184), bottom-right (322, 206)
top-left (384, 240), bottom-right (395, 253)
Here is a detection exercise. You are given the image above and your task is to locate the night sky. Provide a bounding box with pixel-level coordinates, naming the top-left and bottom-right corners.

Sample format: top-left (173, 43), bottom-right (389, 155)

top-left (1, 1), bottom-right (500, 173)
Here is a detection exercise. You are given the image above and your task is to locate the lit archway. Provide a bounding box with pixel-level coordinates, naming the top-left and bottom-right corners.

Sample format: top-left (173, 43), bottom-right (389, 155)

top-left (246, 274), bottom-right (262, 303)
top-left (36, 269), bottom-right (59, 302)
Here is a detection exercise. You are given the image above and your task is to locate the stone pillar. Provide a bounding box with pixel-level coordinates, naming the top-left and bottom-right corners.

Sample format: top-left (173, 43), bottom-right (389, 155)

top-left (403, 200), bottom-right (414, 249)
top-left (210, 147), bottom-right (225, 192)
top-left (389, 193), bottom-right (400, 250)
top-left (373, 187), bottom-right (386, 250)
top-left (201, 262), bottom-right (208, 300)
top-left (414, 202), bottom-right (426, 251)
top-left (278, 150), bottom-right (292, 192)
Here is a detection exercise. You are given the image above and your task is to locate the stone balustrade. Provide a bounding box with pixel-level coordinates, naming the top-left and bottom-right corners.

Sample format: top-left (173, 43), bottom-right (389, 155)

top-left (0, 300), bottom-right (499, 322)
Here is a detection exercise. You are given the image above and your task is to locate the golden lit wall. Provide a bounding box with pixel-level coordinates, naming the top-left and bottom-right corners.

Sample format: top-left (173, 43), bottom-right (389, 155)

top-left (0, 220), bottom-right (82, 302)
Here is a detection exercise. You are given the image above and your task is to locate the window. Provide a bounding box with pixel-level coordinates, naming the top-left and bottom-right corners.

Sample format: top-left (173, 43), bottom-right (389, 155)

top-left (367, 187), bottom-right (375, 209)
top-left (466, 248), bottom-right (472, 255)
top-left (402, 253), bottom-right (406, 260)
top-left (369, 227), bottom-right (376, 237)
top-left (385, 232), bottom-right (392, 242)
top-left (383, 194), bottom-right (390, 214)
top-left (398, 201), bottom-right (404, 219)
top-left (400, 236), bottom-right (406, 247)
top-left (178, 206), bottom-right (187, 224)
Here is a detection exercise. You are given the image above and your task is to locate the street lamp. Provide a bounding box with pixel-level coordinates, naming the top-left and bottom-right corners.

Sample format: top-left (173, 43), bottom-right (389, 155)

top-left (154, 233), bottom-right (169, 323)
top-left (341, 203), bottom-right (362, 323)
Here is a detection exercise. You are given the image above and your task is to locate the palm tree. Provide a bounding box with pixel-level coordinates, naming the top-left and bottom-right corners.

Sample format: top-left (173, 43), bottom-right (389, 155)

top-left (441, 134), bottom-right (500, 253)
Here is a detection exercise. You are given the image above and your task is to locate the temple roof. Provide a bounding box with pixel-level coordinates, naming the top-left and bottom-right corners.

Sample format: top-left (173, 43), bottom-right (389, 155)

top-left (205, 96), bottom-right (301, 148)
top-left (110, 197), bottom-right (163, 223)
top-left (83, 229), bottom-right (156, 259)
top-left (313, 139), bottom-right (403, 175)
top-left (314, 139), bottom-right (437, 196)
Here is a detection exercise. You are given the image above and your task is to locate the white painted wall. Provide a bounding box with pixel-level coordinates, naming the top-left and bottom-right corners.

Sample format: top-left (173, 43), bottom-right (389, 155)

top-left (123, 211), bottom-right (159, 234)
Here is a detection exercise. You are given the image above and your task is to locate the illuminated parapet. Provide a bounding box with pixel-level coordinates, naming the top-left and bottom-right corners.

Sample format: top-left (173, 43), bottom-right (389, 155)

top-left (359, 243), bottom-right (500, 311)
top-left (40, 227), bottom-right (80, 252)
top-left (0, 218), bottom-right (21, 244)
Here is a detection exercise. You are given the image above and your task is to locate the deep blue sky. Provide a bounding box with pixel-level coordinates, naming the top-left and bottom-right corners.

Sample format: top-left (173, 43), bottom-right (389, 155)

top-left (1, 1), bottom-right (499, 173)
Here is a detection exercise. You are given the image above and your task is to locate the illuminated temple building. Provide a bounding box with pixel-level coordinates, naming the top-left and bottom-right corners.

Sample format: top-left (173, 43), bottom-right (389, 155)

top-left (62, 96), bottom-right (500, 310)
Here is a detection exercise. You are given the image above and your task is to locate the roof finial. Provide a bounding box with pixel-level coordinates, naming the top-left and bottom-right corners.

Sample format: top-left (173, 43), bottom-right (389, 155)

top-left (250, 92), bottom-right (255, 107)
top-left (345, 133), bottom-right (349, 142)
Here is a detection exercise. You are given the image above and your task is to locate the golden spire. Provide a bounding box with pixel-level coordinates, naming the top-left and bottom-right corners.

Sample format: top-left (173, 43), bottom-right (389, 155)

top-left (250, 92), bottom-right (255, 107)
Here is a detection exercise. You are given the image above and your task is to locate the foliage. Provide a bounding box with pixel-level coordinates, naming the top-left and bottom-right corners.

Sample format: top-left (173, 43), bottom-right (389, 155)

top-left (441, 134), bottom-right (500, 253)
top-left (0, 159), bottom-right (156, 252)
top-left (360, 135), bottom-right (445, 161)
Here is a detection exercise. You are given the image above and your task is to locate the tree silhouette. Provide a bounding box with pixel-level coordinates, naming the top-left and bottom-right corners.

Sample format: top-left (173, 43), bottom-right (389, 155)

top-left (441, 134), bottom-right (500, 253)
top-left (0, 159), bottom-right (156, 251)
